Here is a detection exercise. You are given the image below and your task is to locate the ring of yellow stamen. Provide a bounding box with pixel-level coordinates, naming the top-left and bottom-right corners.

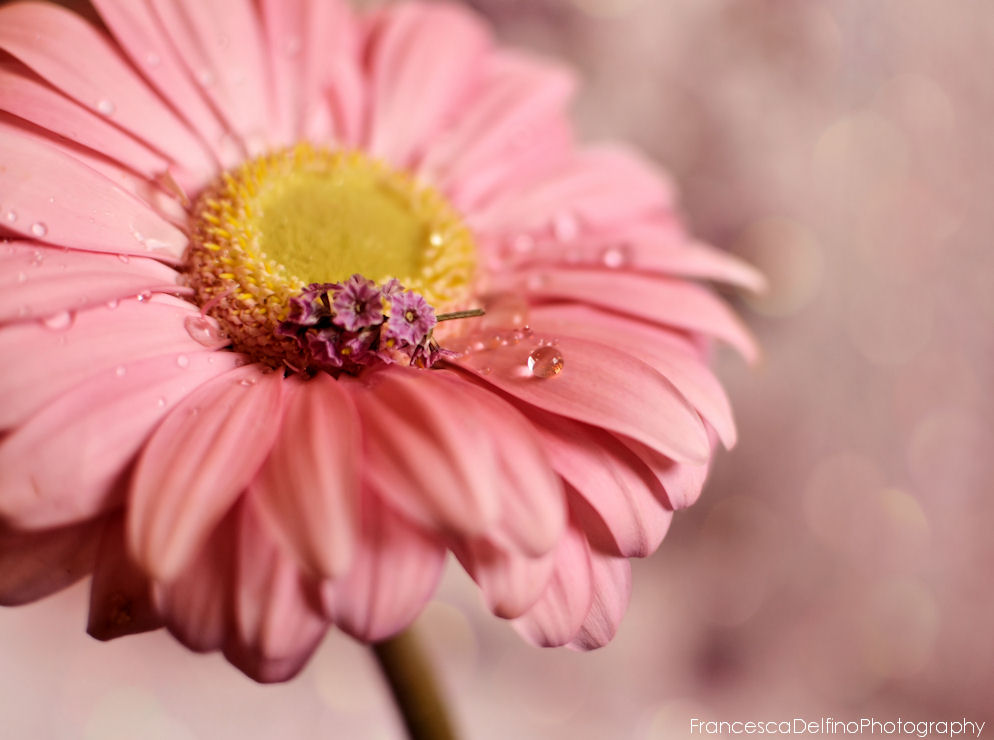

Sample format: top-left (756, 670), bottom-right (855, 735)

top-left (184, 144), bottom-right (477, 369)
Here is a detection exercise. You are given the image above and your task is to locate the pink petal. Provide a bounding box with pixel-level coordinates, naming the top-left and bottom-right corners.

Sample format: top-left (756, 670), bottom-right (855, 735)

top-left (259, 0), bottom-right (363, 145)
top-left (513, 524), bottom-right (594, 647)
top-left (0, 1), bottom-right (213, 179)
top-left (448, 375), bottom-right (566, 558)
top-left (224, 500), bottom-right (329, 683)
top-left (520, 267), bottom-right (759, 362)
top-left (153, 512), bottom-right (237, 653)
top-left (0, 351), bottom-right (243, 530)
top-left (0, 242), bottom-right (184, 325)
top-left (614, 436), bottom-right (710, 511)
top-left (251, 374), bottom-right (361, 580)
top-left (147, 0), bottom-right (274, 155)
top-left (322, 492), bottom-right (445, 642)
top-left (90, 0), bottom-right (237, 169)
top-left (0, 126), bottom-right (188, 260)
top-left (365, 2), bottom-right (491, 168)
top-left (420, 50), bottom-right (576, 209)
top-left (344, 369), bottom-right (501, 539)
top-left (87, 512), bottom-right (163, 641)
top-left (0, 518), bottom-right (101, 606)
top-left (128, 365), bottom-right (284, 581)
top-left (530, 304), bottom-right (737, 448)
top-left (454, 538), bottom-right (556, 619)
top-left (449, 333), bottom-right (710, 464)
top-left (637, 239), bottom-right (767, 293)
top-left (568, 550), bottom-right (631, 651)
top-left (0, 296), bottom-right (217, 430)
top-left (474, 144), bottom-right (674, 235)
top-left (524, 406), bottom-right (673, 558)
top-left (0, 62), bottom-right (170, 180)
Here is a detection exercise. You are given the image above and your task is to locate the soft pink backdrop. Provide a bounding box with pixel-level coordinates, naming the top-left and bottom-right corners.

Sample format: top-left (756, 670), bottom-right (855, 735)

top-left (2, 0), bottom-right (992, 737)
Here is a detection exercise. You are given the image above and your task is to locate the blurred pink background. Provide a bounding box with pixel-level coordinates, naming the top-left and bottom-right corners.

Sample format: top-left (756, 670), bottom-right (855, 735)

top-left (2, 0), bottom-right (992, 737)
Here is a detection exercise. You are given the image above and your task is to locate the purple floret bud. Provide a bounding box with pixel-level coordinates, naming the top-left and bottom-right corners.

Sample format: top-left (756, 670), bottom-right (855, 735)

top-left (384, 290), bottom-right (437, 346)
top-left (331, 274), bottom-right (384, 331)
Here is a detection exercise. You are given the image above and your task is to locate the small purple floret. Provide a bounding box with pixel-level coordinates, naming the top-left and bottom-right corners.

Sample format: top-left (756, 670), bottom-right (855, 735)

top-left (331, 274), bottom-right (383, 331)
top-left (384, 291), bottom-right (437, 346)
top-left (277, 275), bottom-right (457, 376)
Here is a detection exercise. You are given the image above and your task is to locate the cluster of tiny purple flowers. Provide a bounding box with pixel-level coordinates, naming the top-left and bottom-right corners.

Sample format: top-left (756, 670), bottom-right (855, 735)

top-left (276, 274), bottom-right (447, 375)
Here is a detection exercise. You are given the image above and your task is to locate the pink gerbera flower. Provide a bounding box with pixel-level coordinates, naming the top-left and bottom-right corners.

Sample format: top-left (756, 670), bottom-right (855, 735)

top-left (0, 0), bottom-right (762, 684)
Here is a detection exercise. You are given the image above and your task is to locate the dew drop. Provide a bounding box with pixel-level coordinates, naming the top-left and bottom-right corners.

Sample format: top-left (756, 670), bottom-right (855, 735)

top-left (184, 315), bottom-right (229, 348)
top-left (176, 354), bottom-right (190, 368)
top-left (42, 310), bottom-right (74, 331)
top-left (136, 291), bottom-right (152, 302)
top-left (601, 245), bottom-right (631, 269)
top-left (96, 99), bottom-right (115, 116)
top-left (238, 377), bottom-right (257, 387)
top-left (552, 212), bottom-right (579, 243)
top-left (479, 366), bottom-right (493, 376)
top-left (4, 209), bottom-right (17, 224)
top-left (156, 396), bottom-right (167, 408)
top-left (30, 250), bottom-right (44, 266)
top-left (527, 345), bottom-right (565, 378)
top-left (30, 222), bottom-right (47, 238)
top-left (114, 365), bottom-right (127, 378)
top-left (117, 253), bottom-right (130, 263)
top-left (106, 299), bottom-right (119, 310)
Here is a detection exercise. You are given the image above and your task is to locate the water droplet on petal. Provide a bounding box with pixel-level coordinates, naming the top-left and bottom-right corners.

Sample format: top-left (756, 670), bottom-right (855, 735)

top-left (4, 210), bottom-right (17, 224)
top-left (184, 314), bottom-right (229, 348)
top-left (30, 250), bottom-right (44, 266)
top-left (479, 366), bottom-right (493, 376)
top-left (156, 396), bottom-right (167, 408)
top-left (96, 99), bottom-right (115, 116)
top-left (30, 222), bottom-right (47, 237)
top-left (238, 377), bottom-right (257, 387)
top-left (552, 212), bottom-right (579, 243)
top-left (115, 365), bottom-right (126, 378)
top-left (176, 354), bottom-right (190, 368)
top-left (601, 245), bottom-right (631, 269)
top-left (117, 253), bottom-right (130, 263)
top-left (527, 345), bottom-right (565, 378)
top-left (42, 310), bottom-right (74, 331)
top-left (136, 291), bottom-right (151, 302)
top-left (106, 299), bottom-right (119, 310)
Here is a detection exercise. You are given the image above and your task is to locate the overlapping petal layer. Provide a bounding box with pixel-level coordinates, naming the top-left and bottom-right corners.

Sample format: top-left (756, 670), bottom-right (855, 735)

top-left (0, 0), bottom-right (756, 682)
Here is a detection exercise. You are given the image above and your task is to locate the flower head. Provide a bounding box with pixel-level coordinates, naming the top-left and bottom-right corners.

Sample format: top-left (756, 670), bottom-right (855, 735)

top-left (0, 0), bottom-right (761, 683)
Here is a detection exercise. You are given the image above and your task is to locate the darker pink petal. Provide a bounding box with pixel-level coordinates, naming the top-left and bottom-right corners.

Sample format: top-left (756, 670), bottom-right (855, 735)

top-left (0, 518), bottom-right (101, 606)
top-left (251, 374), bottom-right (361, 579)
top-left (568, 550), bottom-right (632, 651)
top-left (454, 538), bottom-right (556, 619)
top-left (128, 365), bottom-right (284, 581)
top-left (224, 500), bottom-right (329, 683)
top-left (323, 492), bottom-right (445, 642)
top-left (513, 524), bottom-right (594, 647)
top-left (87, 513), bottom-right (163, 641)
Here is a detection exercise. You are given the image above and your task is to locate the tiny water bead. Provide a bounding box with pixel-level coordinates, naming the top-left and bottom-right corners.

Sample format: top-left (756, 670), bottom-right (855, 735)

top-left (527, 345), bottom-right (565, 378)
top-left (30, 222), bottom-right (47, 238)
top-left (183, 314), bottom-right (230, 349)
top-left (41, 310), bottom-right (74, 331)
top-left (96, 99), bottom-right (115, 116)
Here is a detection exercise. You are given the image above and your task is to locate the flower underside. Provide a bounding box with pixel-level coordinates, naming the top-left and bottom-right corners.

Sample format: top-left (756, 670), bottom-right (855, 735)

top-left (184, 144), bottom-right (477, 374)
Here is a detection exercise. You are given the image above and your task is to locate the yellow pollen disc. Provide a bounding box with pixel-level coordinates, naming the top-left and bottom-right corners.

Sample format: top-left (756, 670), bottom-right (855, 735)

top-left (184, 144), bottom-right (477, 369)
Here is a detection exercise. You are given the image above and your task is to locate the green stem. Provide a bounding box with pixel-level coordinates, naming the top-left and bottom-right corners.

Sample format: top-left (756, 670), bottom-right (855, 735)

top-left (372, 629), bottom-right (458, 740)
top-left (436, 308), bottom-right (485, 322)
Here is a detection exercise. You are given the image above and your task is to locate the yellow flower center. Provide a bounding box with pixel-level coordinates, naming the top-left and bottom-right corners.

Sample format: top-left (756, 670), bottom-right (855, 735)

top-left (184, 144), bottom-right (477, 369)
